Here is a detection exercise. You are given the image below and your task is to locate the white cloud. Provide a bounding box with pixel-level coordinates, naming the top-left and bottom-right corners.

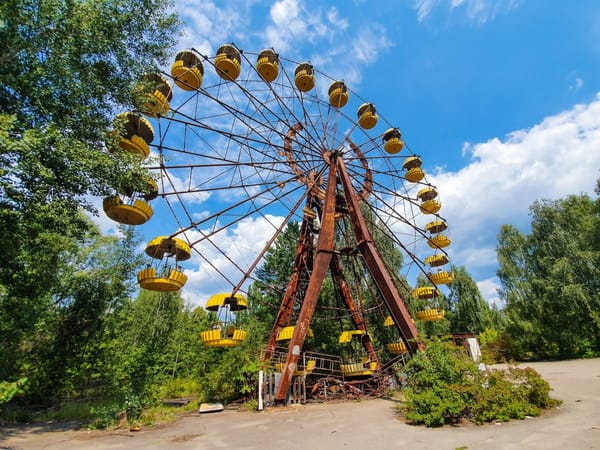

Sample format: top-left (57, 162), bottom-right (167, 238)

top-left (415, 0), bottom-right (441, 22)
top-left (327, 6), bottom-right (349, 30)
top-left (175, 0), bottom-right (249, 53)
top-left (180, 214), bottom-right (285, 307)
top-left (428, 93), bottom-right (600, 301)
top-left (476, 277), bottom-right (501, 307)
top-left (415, 0), bottom-right (519, 24)
top-left (351, 25), bottom-right (392, 66)
top-left (270, 0), bottom-right (299, 25)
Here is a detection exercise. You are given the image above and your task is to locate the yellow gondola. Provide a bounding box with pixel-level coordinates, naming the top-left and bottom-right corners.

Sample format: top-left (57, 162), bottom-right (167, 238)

top-left (429, 271), bottom-right (454, 285)
top-left (420, 199), bottom-right (442, 214)
top-left (138, 237), bottom-right (191, 291)
top-left (171, 50), bottom-right (203, 91)
top-left (295, 62), bottom-right (315, 92)
top-left (428, 234), bottom-right (451, 249)
top-left (402, 156), bottom-right (425, 182)
top-left (200, 327), bottom-right (248, 348)
top-left (114, 112), bottom-right (154, 158)
top-left (382, 128), bottom-right (404, 154)
top-left (416, 309), bottom-right (445, 321)
top-left (145, 236), bottom-right (191, 261)
top-left (338, 329), bottom-right (367, 344)
top-left (357, 103), bottom-right (378, 129)
top-left (383, 316), bottom-right (408, 354)
top-left (215, 44), bottom-right (241, 81)
top-left (328, 80), bottom-right (349, 108)
top-left (256, 49), bottom-right (279, 82)
top-left (340, 357), bottom-right (378, 377)
top-left (205, 292), bottom-right (248, 311)
top-left (425, 220), bottom-right (448, 234)
top-left (137, 266), bottom-right (188, 292)
top-left (134, 73), bottom-right (172, 117)
top-left (103, 195), bottom-right (153, 226)
top-left (406, 168), bottom-right (425, 182)
top-left (424, 254), bottom-right (450, 267)
top-left (276, 326), bottom-right (314, 341)
top-left (417, 187), bottom-right (438, 201)
top-left (338, 330), bottom-right (378, 377)
top-left (200, 293), bottom-right (249, 348)
top-left (411, 286), bottom-right (440, 299)
top-left (387, 341), bottom-right (408, 354)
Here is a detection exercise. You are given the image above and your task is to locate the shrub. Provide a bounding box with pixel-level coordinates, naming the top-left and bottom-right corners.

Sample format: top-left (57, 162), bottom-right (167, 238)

top-left (401, 338), bottom-right (559, 426)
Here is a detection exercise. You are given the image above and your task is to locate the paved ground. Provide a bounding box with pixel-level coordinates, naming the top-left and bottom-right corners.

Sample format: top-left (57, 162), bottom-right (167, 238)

top-left (1, 358), bottom-right (599, 449)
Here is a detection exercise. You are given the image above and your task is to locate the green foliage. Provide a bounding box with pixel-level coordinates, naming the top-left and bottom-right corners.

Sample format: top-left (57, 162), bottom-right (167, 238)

top-left (197, 346), bottom-right (260, 403)
top-left (478, 327), bottom-right (513, 364)
top-left (0, 0), bottom-right (181, 420)
top-left (0, 378), bottom-right (27, 405)
top-left (498, 190), bottom-right (600, 359)
top-left (447, 266), bottom-right (497, 334)
top-left (89, 403), bottom-right (123, 429)
top-left (401, 338), bottom-right (559, 426)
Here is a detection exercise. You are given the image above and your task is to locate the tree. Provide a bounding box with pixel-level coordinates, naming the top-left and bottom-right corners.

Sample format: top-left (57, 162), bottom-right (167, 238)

top-left (498, 190), bottom-right (600, 359)
top-left (0, 0), bottom-right (179, 402)
top-left (447, 265), bottom-right (496, 334)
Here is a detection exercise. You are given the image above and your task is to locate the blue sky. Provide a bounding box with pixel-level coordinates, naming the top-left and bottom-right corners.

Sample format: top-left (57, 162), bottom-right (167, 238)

top-left (96, 0), bottom-right (600, 307)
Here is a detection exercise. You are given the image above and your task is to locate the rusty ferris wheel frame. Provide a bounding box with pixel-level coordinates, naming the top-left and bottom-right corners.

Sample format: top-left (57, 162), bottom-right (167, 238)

top-left (128, 45), bottom-right (449, 403)
top-left (264, 123), bottom-right (421, 401)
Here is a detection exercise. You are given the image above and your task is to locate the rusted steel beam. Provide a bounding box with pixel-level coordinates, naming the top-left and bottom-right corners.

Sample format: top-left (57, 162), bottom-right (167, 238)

top-left (264, 217), bottom-right (314, 360)
top-left (337, 157), bottom-right (421, 352)
top-left (329, 253), bottom-right (378, 363)
top-left (274, 156), bottom-right (338, 402)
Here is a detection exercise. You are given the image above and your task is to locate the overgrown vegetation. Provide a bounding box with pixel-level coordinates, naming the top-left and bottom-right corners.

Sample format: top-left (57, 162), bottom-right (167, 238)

top-left (401, 339), bottom-right (560, 427)
top-left (0, 0), bottom-right (598, 431)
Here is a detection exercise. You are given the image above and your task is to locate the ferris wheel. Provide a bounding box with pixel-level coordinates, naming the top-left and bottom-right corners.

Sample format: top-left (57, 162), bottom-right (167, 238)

top-left (104, 44), bottom-right (453, 401)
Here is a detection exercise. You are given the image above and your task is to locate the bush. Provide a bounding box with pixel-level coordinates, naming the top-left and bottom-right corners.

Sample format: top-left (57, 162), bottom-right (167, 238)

top-left (401, 338), bottom-right (560, 426)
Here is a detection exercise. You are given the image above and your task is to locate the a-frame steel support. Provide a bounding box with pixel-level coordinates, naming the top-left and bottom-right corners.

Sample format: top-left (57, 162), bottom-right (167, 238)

top-left (273, 153), bottom-right (419, 402)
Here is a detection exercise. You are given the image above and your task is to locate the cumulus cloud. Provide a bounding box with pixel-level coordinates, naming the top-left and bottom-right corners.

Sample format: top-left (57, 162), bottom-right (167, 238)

top-left (174, 0), bottom-right (250, 53)
top-left (428, 93), bottom-right (600, 301)
top-left (259, 1), bottom-right (392, 85)
top-left (180, 214), bottom-right (285, 306)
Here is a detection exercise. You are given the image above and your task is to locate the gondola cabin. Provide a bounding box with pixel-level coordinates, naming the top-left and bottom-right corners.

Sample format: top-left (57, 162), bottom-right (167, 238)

top-left (103, 195), bottom-right (153, 226)
top-left (200, 293), bottom-right (248, 348)
top-left (416, 309), bottom-right (446, 321)
top-left (256, 49), bottom-right (279, 82)
top-left (134, 73), bottom-right (172, 117)
top-left (295, 63), bottom-right (315, 92)
top-left (428, 234), bottom-right (451, 249)
top-left (382, 128), bottom-right (404, 154)
top-left (114, 112), bottom-right (154, 158)
top-left (215, 44), bottom-right (241, 81)
top-left (338, 330), bottom-right (378, 378)
top-left (171, 50), bottom-right (203, 91)
top-left (411, 286), bottom-right (440, 299)
top-left (402, 156), bottom-right (425, 182)
top-left (328, 80), bottom-right (349, 108)
top-left (425, 220), bottom-right (448, 234)
top-left (424, 254), bottom-right (450, 268)
top-left (383, 316), bottom-right (408, 355)
top-left (137, 237), bottom-right (191, 291)
top-left (429, 271), bottom-right (454, 285)
top-left (357, 103), bottom-right (378, 129)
